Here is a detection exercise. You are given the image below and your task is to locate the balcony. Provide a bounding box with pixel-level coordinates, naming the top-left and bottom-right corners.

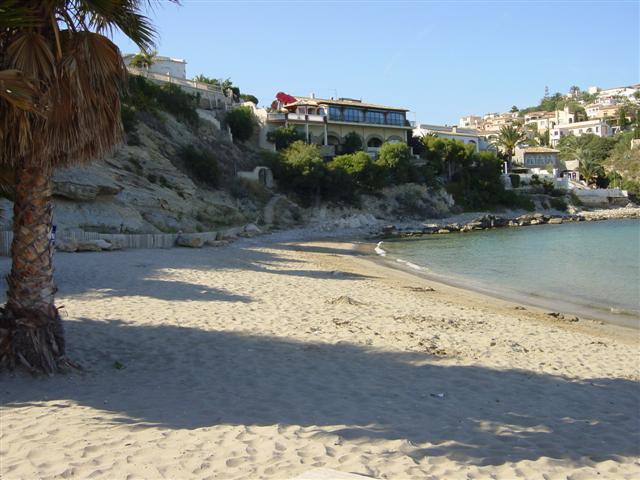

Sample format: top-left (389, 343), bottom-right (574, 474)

top-left (267, 112), bottom-right (326, 123)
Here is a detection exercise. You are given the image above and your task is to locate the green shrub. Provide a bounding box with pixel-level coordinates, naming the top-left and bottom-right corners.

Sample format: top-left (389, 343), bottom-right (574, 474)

top-left (225, 106), bottom-right (255, 142)
top-left (122, 75), bottom-right (199, 128)
top-left (509, 174), bottom-right (521, 188)
top-left (509, 192), bottom-right (536, 211)
top-left (329, 151), bottom-right (382, 191)
top-left (267, 125), bottom-right (304, 150)
top-left (549, 197), bottom-right (568, 211)
top-left (376, 142), bottom-right (412, 185)
top-left (157, 84), bottom-right (199, 127)
top-left (274, 141), bottom-right (356, 205)
top-left (568, 191), bottom-right (583, 206)
top-left (342, 132), bottom-right (363, 154)
top-left (121, 104), bottom-right (138, 133)
top-left (239, 94), bottom-right (259, 104)
top-left (542, 178), bottom-right (555, 194)
top-left (179, 145), bottom-right (219, 186)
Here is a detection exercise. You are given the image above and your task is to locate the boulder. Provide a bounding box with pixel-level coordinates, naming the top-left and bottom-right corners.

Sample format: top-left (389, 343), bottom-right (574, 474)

top-left (436, 229), bottom-right (450, 234)
top-left (55, 239), bottom-right (78, 252)
top-left (176, 234), bottom-right (204, 248)
top-left (421, 223), bottom-right (439, 234)
top-left (244, 223), bottom-right (262, 233)
top-left (548, 217), bottom-right (563, 224)
top-left (76, 239), bottom-right (110, 252)
top-left (101, 238), bottom-right (125, 250)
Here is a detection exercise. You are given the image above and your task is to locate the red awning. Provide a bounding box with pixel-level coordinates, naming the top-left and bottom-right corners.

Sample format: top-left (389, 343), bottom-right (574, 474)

top-left (276, 92), bottom-right (297, 105)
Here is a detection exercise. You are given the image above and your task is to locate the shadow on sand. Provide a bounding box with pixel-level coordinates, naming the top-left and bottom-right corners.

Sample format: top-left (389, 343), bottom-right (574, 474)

top-left (2, 317), bottom-right (638, 468)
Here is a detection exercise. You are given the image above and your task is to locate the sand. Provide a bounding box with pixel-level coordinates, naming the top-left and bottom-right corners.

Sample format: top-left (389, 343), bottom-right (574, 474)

top-left (1, 235), bottom-right (639, 479)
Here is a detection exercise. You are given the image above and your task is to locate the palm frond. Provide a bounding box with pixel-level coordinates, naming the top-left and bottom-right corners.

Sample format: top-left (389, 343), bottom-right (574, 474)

top-left (0, 0), bottom-right (43, 29)
top-left (0, 69), bottom-right (40, 112)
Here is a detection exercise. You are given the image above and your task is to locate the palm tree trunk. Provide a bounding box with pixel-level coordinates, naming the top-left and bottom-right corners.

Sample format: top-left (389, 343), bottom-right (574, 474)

top-left (0, 157), bottom-right (66, 374)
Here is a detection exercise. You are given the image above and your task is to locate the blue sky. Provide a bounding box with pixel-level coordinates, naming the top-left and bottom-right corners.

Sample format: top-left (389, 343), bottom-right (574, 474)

top-left (112, 1), bottom-right (640, 125)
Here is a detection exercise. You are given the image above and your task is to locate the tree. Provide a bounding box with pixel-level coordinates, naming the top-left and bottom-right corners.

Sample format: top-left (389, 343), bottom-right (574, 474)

top-left (266, 125), bottom-right (304, 150)
top-left (578, 158), bottom-right (605, 186)
top-left (492, 125), bottom-right (527, 170)
top-left (280, 141), bottom-right (327, 204)
top-left (129, 49), bottom-right (157, 69)
top-left (194, 74), bottom-right (220, 86)
top-left (569, 85), bottom-right (581, 97)
top-left (329, 151), bottom-right (381, 191)
top-left (239, 94), bottom-right (258, 105)
top-left (0, 1), bottom-right (162, 373)
top-left (617, 106), bottom-right (630, 130)
top-left (376, 142), bottom-right (412, 185)
top-left (225, 106), bottom-right (254, 142)
top-left (421, 135), bottom-right (474, 181)
top-left (510, 105), bottom-right (519, 113)
top-left (342, 132), bottom-right (363, 154)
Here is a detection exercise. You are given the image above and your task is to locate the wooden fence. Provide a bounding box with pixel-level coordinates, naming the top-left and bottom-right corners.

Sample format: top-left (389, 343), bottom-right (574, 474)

top-left (0, 230), bottom-right (221, 257)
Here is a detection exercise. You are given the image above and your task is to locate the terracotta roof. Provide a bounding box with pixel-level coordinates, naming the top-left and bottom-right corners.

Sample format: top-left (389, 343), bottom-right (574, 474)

top-left (289, 96), bottom-right (409, 112)
top-left (521, 147), bottom-right (560, 153)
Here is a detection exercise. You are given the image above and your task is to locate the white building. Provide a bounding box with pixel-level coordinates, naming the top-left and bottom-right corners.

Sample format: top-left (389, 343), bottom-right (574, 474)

top-left (550, 120), bottom-right (612, 146)
top-left (590, 84), bottom-right (640, 105)
top-left (458, 115), bottom-right (483, 128)
top-left (514, 146), bottom-right (560, 168)
top-left (585, 104), bottom-right (619, 120)
top-left (123, 54), bottom-right (187, 79)
top-left (523, 107), bottom-right (577, 132)
top-left (413, 124), bottom-right (493, 152)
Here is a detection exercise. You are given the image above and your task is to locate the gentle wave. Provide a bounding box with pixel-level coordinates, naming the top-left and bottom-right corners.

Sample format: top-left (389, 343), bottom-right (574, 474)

top-left (379, 219), bottom-right (640, 327)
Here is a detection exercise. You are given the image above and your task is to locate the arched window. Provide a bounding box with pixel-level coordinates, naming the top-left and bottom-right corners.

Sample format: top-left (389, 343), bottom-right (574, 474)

top-left (367, 137), bottom-right (383, 148)
top-left (327, 134), bottom-right (341, 146)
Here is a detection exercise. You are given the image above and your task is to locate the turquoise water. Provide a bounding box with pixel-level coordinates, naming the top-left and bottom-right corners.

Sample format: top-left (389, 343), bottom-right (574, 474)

top-left (381, 219), bottom-right (640, 326)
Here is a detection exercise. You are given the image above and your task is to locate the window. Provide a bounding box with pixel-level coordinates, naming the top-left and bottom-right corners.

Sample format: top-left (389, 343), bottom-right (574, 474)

top-left (343, 108), bottom-right (364, 123)
top-left (366, 110), bottom-right (385, 124)
top-left (329, 106), bottom-right (342, 121)
top-left (387, 112), bottom-right (405, 126)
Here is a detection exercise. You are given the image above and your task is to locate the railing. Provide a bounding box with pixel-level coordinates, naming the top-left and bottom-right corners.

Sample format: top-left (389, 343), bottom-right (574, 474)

top-left (0, 230), bottom-right (220, 257)
top-left (266, 112), bottom-right (326, 122)
top-left (127, 67), bottom-right (226, 95)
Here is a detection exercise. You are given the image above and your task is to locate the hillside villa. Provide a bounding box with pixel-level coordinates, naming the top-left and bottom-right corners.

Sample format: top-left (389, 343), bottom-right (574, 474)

top-left (550, 119), bottom-right (612, 146)
top-left (413, 124), bottom-right (494, 152)
top-left (523, 107), bottom-right (576, 132)
top-left (123, 53), bottom-right (234, 111)
top-left (261, 93), bottom-right (412, 158)
top-left (123, 53), bottom-right (187, 78)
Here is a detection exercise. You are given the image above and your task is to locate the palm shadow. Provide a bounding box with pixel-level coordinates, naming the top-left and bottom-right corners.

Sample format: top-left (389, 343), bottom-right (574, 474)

top-left (2, 318), bottom-right (638, 468)
top-left (50, 244), bottom-right (369, 299)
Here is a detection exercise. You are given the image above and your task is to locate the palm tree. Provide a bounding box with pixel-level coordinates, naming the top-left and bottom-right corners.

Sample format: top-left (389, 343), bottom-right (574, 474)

top-left (578, 158), bottom-right (604, 186)
top-left (129, 49), bottom-right (157, 70)
top-left (492, 125), bottom-right (526, 170)
top-left (0, 1), bottom-right (162, 373)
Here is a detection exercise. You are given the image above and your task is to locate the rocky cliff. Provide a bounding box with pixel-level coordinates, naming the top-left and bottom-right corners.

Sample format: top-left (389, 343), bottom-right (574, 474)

top-left (0, 110), bottom-right (295, 234)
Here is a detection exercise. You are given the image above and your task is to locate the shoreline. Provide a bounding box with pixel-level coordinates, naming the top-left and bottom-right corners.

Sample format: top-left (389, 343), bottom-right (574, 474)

top-left (362, 220), bottom-right (639, 330)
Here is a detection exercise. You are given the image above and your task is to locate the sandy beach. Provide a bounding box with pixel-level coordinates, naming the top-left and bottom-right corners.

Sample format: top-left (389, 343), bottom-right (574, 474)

top-left (1, 235), bottom-right (639, 479)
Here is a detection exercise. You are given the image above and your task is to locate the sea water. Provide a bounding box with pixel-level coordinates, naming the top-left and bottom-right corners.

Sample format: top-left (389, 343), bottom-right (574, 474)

top-left (380, 219), bottom-right (640, 327)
